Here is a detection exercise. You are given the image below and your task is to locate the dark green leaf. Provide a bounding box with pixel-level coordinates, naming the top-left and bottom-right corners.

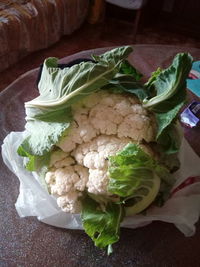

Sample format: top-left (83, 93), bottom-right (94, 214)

top-left (143, 53), bottom-right (192, 109)
top-left (103, 74), bottom-right (148, 101)
top-left (143, 53), bottom-right (192, 154)
top-left (120, 60), bottom-right (142, 81)
top-left (157, 123), bottom-right (182, 154)
top-left (156, 101), bottom-right (183, 140)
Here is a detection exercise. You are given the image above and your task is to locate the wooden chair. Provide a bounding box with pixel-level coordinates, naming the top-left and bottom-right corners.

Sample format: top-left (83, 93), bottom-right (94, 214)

top-left (106, 0), bottom-right (148, 39)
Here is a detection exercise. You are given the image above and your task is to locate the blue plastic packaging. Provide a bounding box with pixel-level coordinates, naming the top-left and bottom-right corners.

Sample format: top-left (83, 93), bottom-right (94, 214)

top-left (180, 101), bottom-right (200, 128)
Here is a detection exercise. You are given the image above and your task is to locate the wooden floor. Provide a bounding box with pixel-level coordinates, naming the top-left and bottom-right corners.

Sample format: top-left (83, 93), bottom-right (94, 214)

top-left (1, 16), bottom-right (200, 92)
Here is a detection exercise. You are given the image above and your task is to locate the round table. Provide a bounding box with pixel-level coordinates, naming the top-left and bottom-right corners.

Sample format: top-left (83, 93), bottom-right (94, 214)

top-left (0, 45), bottom-right (200, 266)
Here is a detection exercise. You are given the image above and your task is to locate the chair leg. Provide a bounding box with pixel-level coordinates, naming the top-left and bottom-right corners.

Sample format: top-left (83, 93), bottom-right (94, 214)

top-left (133, 8), bottom-right (142, 40)
top-left (87, 0), bottom-right (105, 24)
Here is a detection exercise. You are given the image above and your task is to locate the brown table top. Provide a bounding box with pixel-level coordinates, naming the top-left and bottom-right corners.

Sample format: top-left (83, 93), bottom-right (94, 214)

top-left (1, 44), bottom-right (200, 266)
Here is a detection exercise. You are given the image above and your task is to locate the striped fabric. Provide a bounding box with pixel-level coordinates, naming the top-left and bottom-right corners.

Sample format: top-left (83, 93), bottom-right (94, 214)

top-left (0, 0), bottom-right (89, 72)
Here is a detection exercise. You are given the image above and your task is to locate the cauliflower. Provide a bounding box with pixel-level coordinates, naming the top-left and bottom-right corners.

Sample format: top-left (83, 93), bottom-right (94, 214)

top-left (14, 47), bottom-right (189, 254)
top-left (45, 159), bottom-right (88, 213)
top-left (57, 192), bottom-right (82, 214)
top-left (45, 91), bottom-right (156, 213)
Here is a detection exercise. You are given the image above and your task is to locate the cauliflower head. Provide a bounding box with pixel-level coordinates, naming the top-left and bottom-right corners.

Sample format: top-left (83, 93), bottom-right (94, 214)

top-left (45, 91), bottom-right (156, 213)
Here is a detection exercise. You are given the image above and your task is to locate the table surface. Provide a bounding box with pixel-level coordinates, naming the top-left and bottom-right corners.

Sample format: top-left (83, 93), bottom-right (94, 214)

top-left (1, 44), bottom-right (200, 267)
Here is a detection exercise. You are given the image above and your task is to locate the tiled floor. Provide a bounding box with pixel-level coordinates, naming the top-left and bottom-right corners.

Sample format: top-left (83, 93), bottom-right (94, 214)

top-left (1, 17), bottom-right (200, 92)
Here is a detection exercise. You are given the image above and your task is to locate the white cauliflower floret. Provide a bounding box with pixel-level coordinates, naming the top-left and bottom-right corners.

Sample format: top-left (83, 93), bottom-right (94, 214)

top-left (131, 103), bottom-right (148, 115)
top-left (100, 95), bottom-right (116, 107)
top-left (96, 135), bottom-right (131, 156)
top-left (74, 165), bottom-right (89, 191)
top-left (89, 105), bottom-right (122, 135)
top-left (45, 165), bottom-right (89, 213)
top-left (83, 151), bottom-right (105, 169)
top-left (45, 171), bottom-right (56, 184)
top-left (58, 123), bottom-right (96, 153)
top-left (49, 166), bottom-right (80, 195)
top-left (87, 92), bottom-right (155, 142)
top-left (117, 113), bottom-right (152, 141)
top-left (114, 99), bottom-right (133, 116)
top-left (58, 110), bottom-right (97, 153)
top-left (87, 169), bottom-right (109, 195)
top-left (57, 191), bottom-right (82, 213)
top-left (54, 156), bottom-right (75, 169)
top-left (73, 122), bottom-right (97, 143)
top-left (57, 127), bottom-right (77, 153)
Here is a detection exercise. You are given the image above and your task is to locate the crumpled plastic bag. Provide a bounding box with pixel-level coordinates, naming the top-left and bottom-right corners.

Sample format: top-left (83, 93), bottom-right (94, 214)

top-left (2, 131), bottom-right (200, 236)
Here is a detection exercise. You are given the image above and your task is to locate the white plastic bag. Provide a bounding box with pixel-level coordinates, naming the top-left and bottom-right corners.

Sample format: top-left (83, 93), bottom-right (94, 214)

top-left (2, 131), bottom-right (200, 236)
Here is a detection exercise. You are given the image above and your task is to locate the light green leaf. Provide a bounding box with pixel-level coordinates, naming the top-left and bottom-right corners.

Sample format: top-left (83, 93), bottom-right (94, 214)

top-left (17, 145), bottom-right (50, 172)
top-left (26, 46), bottom-right (133, 111)
top-left (81, 195), bottom-right (124, 252)
top-left (26, 106), bottom-right (73, 123)
top-left (108, 144), bottom-right (174, 211)
top-left (21, 120), bottom-right (70, 156)
top-left (108, 144), bottom-right (156, 197)
top-left (92, 46), bottom-right (133, 66)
